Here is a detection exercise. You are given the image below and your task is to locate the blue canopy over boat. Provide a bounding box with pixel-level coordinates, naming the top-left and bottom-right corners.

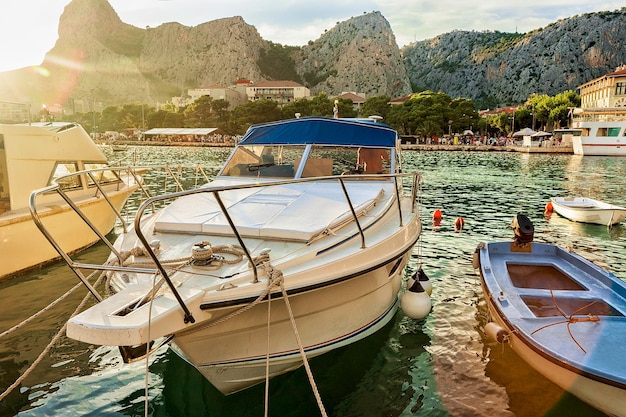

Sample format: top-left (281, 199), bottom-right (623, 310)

top-left (238, 116), bottom-right (398, 147)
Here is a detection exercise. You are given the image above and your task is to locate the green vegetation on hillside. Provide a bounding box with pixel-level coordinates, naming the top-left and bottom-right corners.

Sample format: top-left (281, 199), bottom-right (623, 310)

top-left (257, 42), bottom-right (303, 83)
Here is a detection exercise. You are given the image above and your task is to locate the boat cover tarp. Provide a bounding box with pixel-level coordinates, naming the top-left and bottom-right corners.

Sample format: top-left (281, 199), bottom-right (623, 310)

top-left (238, 117), bottom-right (397, 147)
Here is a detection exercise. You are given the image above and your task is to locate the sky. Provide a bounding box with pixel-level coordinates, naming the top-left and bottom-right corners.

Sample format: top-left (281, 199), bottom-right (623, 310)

top-left (0, 0), bottom-right (624, 72)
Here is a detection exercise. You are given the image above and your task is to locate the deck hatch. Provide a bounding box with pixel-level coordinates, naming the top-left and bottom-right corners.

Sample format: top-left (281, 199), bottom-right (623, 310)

top-left (507, 263), bottom-right (586, 290)
top-left (521, 295), bottom-right (623, 318)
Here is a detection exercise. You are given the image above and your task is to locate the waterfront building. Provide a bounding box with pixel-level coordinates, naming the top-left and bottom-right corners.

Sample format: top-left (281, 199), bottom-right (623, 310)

top-left (245, 80), bottom-right (310, 105)
top-left (172, 85), bottom-right (243, 109)
top-left (334, 92), bottom-right (366, 114)
top-left (578, 66), bottom-right (626, 109)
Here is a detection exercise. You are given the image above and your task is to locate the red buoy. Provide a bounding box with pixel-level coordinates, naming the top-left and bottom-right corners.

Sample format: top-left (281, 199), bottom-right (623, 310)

top-left (545, 201), bottom-right (553, 213)
top-left (454, 217), bottom-right (465, 232)
top-left (432, 209), bottom-right (442, 220)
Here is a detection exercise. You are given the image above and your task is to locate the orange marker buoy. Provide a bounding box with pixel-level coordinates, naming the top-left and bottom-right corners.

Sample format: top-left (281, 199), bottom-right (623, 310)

top-left (545, 201), bottom-right (553, 213)
top-left (454, 217), bottom-right (465, 232)
top-left (432, 209), bottom-right (442, 220)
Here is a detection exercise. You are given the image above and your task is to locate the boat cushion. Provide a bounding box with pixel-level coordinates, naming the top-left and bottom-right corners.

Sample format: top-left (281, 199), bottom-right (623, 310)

top-left (154, 181), bottom-right (389, 241)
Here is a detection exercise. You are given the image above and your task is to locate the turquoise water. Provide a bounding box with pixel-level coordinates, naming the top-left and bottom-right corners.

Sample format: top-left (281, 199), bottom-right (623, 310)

top-left (2, 148), bottom-right (624, 417)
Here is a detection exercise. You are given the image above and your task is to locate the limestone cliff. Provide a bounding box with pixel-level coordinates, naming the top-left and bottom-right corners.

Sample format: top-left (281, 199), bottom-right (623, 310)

top-left (138, 17), bottom-right (266, 92)
top-left (295, 11), bottom-right (412, 98)
top-left (402, 9), bottom-right (626, 107)
top-left (0, 1), bottom-right (408, 108)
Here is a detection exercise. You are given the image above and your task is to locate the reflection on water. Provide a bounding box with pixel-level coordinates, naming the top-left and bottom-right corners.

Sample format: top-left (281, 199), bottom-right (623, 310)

top-left (2, 148), bottom-right (624, 416)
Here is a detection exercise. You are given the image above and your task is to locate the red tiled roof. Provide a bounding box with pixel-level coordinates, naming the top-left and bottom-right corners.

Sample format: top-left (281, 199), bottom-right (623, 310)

top-left (335, 92), bottom-right (366, 103)
top-left (479, 106), bottom-right (517, 116)
top-left (388, 94), bottom-right (413, 104)
top-left (579, 66), bottom-right (626, 89)
top-left (606, 67), bottom-right (626, 77)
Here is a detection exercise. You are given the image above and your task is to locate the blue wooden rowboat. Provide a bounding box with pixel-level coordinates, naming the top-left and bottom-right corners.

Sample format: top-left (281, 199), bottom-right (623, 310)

top-left (474, 214), bottom-right (626, 417)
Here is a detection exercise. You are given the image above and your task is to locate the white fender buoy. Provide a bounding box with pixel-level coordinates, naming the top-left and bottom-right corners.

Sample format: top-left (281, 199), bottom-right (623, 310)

top-left (407, 267), bottom-right (432, 296)
top-left (472, 251), bottom-right (480, 269)
top-left (472, 243), bottom-right (484, 269)
top-left (485, 322), bottom-right (509, 344)
top-left (401, 280), bottom-right (432, 319)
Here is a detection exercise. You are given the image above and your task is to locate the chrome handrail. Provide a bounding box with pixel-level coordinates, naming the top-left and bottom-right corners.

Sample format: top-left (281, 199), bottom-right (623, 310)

top-left (29, 164), bottom-right (217, 303)
top-left (30, 169), bottom-right (422, 325)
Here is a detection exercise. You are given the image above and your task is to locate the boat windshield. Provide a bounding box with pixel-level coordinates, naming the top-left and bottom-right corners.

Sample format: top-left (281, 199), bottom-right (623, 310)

top-left (50, 162), bottom-right (82, 189)
top-left (48, 162), bottom-right (122, 190)
top-left (221, 145), bottom-right (392, 179)
top-left (84, 163), bottom-right (122, 186)
top-left (221, 145), bottom-right (304, 178)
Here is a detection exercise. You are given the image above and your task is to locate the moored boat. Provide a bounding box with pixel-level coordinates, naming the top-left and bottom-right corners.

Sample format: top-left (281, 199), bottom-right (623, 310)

top-left (0, 122), bottom-right (141, 279)
top-left (475, 214), bottom-right (626, 417)
top-left (549, 196), bottom-right (626, 226)
top-left (30, 116), bottom-right (428, 395)
top-left (571, 119), bottom-right (626, 156)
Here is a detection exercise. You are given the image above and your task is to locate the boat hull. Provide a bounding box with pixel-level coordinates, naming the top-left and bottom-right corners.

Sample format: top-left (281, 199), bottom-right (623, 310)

top-left (0, 188), bottom-right (135, 279)
top-left (171, 254), bottom-right (406, 394)
top-left (572, 136), bottom-right (626, 156)
top-left (571, 119), bottom-right (626, 156)
top-left (66, 189), bottom-right (420, 394)
top-left (550, 197), bottom-right (626, 225)
top-left (484, 300), bottom-right (626, 417)
top-left (477, 241), bottom-right (626, 417)
top-left (59, 117), bottom-right (427, 396)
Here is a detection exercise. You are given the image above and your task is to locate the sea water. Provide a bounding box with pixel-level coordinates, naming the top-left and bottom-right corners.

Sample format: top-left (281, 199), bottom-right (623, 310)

top-left (1, 148), bottom-right (623, 417)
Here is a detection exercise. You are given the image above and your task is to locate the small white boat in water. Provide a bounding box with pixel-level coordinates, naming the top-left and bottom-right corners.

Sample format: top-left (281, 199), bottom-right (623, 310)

top-left (110, 143), bottom-right (128, 152)
top-left (475, 214), bottom-right (626, 417)
top-left (549, 196), bottom-right (626, 226)
top-left (31, 116), bottom-right (427, 395)
top-left (0, 122), bottom-right (141, 279)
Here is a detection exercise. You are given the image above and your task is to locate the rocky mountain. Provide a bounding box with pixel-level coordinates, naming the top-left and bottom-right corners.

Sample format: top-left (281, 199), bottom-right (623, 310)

top-left (0, 0), bottom-right (625, 111)
top-left (402, 9), bottom-right (626, 108)
top-left (0, 0), bottom-right (268, 107)
top-left (0, 0), bottom-right (408, 109)
top-left (294, 11), bottom-right (411, 98)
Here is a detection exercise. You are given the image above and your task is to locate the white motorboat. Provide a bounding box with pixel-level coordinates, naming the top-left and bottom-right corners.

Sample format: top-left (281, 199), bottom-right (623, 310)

top-left (571, 119), bottom-right (626, 156)
top-left (475, 214), bottom-right (626, 417)
top-left (30, 116), bottom-right (426, 395)
top-left (0, 122), bottom-right (141, 279)
top-left (549, 196), bottom-right (626, 226)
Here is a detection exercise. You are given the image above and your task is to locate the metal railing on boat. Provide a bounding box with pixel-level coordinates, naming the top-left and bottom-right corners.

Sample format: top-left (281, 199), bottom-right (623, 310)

top-left (29, 169), bottom-right (422, 326)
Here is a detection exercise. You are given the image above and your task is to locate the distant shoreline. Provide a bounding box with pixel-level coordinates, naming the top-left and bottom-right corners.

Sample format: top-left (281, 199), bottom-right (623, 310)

top-left (98, 140), bottom-right (574, 154)
top-left (400, 144), bottom-right (573, 154)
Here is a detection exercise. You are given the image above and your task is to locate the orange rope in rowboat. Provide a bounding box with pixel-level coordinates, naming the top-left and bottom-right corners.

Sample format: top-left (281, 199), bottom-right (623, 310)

top-left (530, 289), bottom-right (600, 353)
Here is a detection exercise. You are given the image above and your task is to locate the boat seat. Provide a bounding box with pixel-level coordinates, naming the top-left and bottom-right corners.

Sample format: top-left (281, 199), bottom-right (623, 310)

top-left (154, 182), bottom-right (390, 241)
top-left (299, 158), bottom-right (334, 177)
top-left (259, 164), bottom-right (294, 177)
top-left (227, 164), bottom-right (259, 177)
top-left (566, 203), bottom-right (595, 208)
